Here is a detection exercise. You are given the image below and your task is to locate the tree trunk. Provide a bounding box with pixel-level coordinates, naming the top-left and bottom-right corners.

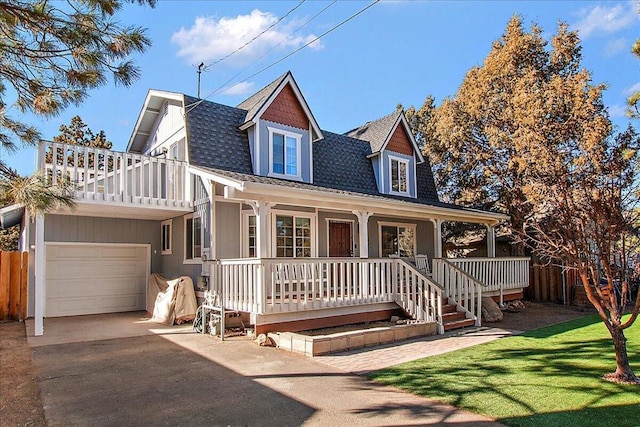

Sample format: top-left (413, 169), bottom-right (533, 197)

top-left (605, 327), bottom-right (640, 384)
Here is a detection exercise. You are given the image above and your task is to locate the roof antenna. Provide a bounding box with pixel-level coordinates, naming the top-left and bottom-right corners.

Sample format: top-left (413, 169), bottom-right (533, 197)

top-left (196, 62), bottom-right (209, 98)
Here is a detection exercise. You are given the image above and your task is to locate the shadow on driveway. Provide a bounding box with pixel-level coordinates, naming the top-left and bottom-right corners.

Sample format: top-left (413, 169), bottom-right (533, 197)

top-left (33, 334), bottom-right (316, 426)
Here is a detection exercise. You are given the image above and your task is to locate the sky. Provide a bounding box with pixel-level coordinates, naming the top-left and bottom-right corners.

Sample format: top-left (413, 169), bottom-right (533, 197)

top-left (4, 0), bottom-right (640, 175)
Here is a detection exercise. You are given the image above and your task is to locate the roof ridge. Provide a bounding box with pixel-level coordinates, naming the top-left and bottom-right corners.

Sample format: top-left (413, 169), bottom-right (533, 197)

top-left (236, 71), bottom-right (289, 111)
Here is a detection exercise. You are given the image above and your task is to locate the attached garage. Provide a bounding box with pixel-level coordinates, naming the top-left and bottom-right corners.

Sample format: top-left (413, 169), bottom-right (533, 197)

top-left (45, 243), bottom-right (149, 317)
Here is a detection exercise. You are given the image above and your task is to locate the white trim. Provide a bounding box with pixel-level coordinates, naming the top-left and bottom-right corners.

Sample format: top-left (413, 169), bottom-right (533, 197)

top-left (211, 182), bottom-right (217, 260)
top-left (271, 209), bottom-right (317, 258)
top-left (378, 221), bottom-right (417, 258)
top-left (309, 122), bottom-right (314, 183)
top-left (225, 183), bottom-right (506, 225)
top-left (183, 212), bottom-right (203, 265)
top-left (255, 124), bottom-right (260, 174)
top-left (34, 215), bottom-right (45, 336)
top-left (241, 210), bottom-right (258, 258)
top-left (388, 154), bottom-right (410, 197)
top-left (267, 126), bottom-right (303, 180)
top-left (161, 219), bottom-right (172, 255)
top-left (326, 218), bottom-right (355, 257)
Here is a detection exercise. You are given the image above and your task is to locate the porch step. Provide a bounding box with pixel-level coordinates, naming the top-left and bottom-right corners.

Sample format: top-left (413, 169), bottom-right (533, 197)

top-left (442, 311), bottom-right (467, 322)
top-left (442, 303), bottom-right (458, 314)
top-left (443, 318), bottom-right (475, 331)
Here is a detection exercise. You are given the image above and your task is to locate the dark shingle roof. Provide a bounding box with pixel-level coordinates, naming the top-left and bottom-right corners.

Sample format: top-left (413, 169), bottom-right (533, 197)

top-left (184, 95), bottom-right (252, 173)
top-left (344, 110), bottom-right (401, 154)
top-left (184, 96), bottom-right (440, 205)
top-left (236, 72), bottom-right (289, 124)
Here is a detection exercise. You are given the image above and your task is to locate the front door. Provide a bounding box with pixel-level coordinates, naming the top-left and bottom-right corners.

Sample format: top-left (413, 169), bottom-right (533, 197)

top-left (329, 221), bottom-right (353, 257)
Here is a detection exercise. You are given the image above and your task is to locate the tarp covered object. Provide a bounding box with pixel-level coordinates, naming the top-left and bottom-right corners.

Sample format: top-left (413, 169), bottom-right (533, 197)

top-left (148, 273), bottom-right (198, 325)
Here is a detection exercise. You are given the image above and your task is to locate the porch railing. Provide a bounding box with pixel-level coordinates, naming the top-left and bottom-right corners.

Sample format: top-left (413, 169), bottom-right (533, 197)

top-left (445, 257), bottom-right (530, 300)
top-left (432, 258), bottom-right (484, 327)
top-left (38, 141), bottom-right (191, 208)
top-left (212, 258), bottom-right (443, 326)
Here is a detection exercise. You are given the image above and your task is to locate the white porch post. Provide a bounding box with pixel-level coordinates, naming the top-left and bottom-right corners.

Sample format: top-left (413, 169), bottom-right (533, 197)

top-left (249, 200), bottom-right (274, 258)
top-left (353, 210), bottom-right (372, 258)
top-left (432, 219), bottom-right (443, 258)
top-left (34, 214), bottom-right (45, 336)
top-left (486, 224), bottom-right (496, 258)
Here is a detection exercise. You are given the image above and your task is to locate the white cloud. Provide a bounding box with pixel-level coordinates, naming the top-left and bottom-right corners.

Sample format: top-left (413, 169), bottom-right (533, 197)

top-left (604, 37), bottom-right (628, 56)
top-left (608, 104), bottom-right (628, 118)
top-left (573, 3), bottom-right (637, 39)
top-left (171, 9), bottom-right (322, 66)
top-left (623, 82), bottom-right (640, 96)
top-left (220, 81), bottom-right (256, 96)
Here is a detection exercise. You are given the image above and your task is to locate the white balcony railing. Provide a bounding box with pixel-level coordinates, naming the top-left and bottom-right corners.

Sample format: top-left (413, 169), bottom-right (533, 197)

top-left (38, 141), bottom-right (191, 208)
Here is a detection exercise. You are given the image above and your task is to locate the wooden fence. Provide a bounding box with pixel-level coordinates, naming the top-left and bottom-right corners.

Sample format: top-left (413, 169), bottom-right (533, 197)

top-left (526, 264), bottom-right (581, 304)
top-left (0, 251), bottom-right (29, 321)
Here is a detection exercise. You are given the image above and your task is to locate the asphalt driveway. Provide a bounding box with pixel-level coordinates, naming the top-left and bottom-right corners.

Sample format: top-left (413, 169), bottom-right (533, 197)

top-left (31, 327), bottom-right (501, 426)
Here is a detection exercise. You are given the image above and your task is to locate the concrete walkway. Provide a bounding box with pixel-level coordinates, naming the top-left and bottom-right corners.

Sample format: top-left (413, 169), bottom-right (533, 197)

top-left (29, 314), bottom-right (507, 426)
top-left (316, 327), bottom-right (518, 374)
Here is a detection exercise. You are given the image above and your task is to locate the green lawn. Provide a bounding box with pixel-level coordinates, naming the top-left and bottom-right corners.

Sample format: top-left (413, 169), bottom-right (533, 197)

top-left (368, 315), bottom-right (640, 427)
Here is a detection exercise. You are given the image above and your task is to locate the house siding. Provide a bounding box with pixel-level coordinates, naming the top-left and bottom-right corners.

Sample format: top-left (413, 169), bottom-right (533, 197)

top-left (141, 100), bottom-right (186, 156)
top-left (215, 201), bottom-right (241, 259)
top-left (387, 124), bottom-right (414, 156)
top-left (257, 119), bottom-right (311, 182)
top-left (161, 215), bottom-right (202, 280)
top-left (261, 84), bottom-right (309, 130)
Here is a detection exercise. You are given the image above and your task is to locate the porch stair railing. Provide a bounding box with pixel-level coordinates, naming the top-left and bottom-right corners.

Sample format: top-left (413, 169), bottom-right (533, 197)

top-left (212, 258), bottom-right (445, 332)
top-left (444, 257), bottom-right (529, 304)
top-left (432, 258), bottom-right (485, 328)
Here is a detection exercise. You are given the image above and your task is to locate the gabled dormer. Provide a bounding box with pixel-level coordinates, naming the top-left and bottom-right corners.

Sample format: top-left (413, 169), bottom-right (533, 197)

top-left (237, 72), bottom-right (323, 184)
top-left (345, 110), bottom-right (424, 198)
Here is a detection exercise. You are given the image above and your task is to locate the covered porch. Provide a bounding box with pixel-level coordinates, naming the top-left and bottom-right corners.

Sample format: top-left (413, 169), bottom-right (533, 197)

top-left (199, 167), bottom-right (530, 335)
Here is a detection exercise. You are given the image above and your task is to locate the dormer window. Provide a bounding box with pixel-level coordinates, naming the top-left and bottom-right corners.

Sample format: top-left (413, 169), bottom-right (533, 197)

top-left (268, 127), bottom-right (301, 180)
top-left (390, 156), bottom-right (409, 195)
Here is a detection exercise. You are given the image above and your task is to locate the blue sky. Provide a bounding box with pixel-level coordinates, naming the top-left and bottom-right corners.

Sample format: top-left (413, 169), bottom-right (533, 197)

top-left (5, 0), bottom-right (640, 175)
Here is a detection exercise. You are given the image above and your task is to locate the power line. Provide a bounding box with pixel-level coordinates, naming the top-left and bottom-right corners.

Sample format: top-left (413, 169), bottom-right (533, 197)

top-left (206, 0), bottom-right (306, 69)
top-left (189, 1), bottom-right (336, 109)
top-left (186, 0), bottom-right (379, 114)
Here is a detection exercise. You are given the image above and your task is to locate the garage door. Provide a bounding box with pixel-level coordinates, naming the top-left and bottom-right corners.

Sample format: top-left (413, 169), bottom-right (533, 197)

top-left (46, 244), bottom-right (148, 317)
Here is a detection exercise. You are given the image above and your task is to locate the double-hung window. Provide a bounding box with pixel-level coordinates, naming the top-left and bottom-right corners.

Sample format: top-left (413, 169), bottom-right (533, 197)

top-left (275, 214), bottom-right (312, 257)
top-left (269, 127), bottom-right (301, 179)
top-left (184, 213), bottom-right (202, 262)
top-left (161, 219), bottom-right (172, 255)
top-left (380, 223), bottom-right (416, 258)
top-left (390, 156), bottom-right (409, 195)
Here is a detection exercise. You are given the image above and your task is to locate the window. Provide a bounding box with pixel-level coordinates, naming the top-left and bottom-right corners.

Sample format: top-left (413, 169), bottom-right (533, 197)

top-left (268, 127), bottom-right (301, 179)
top-left (247, 215), bottom-right (257, 258)
top-left (171, 142), bottom-right (179, 160)
top-left (161, 219), bottom-right (172, 255)
top-left (390, 157), bottom-right (409, 194)
top-left (184, 214), bottom-right (202, 262)
top-left (275, 214), bottom-right (311, 257)
top-left (380, 223), bottom-right (416, 258)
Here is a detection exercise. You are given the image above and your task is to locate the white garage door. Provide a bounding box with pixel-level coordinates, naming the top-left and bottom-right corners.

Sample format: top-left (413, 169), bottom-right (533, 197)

top-left (46, 244), bottom-right (148, 317)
